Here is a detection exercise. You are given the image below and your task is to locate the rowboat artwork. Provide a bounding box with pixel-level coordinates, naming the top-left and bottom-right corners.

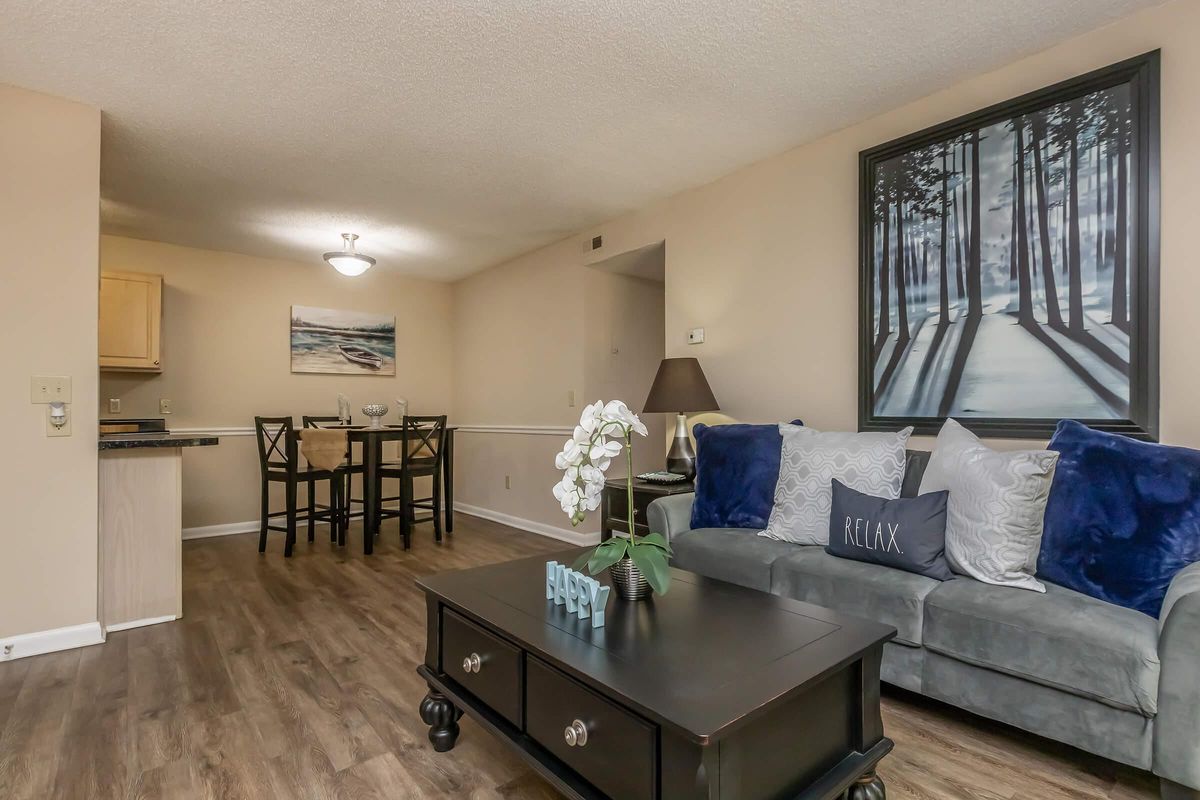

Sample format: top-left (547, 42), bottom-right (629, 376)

top-left (290, 305), bottom-right (396, 375)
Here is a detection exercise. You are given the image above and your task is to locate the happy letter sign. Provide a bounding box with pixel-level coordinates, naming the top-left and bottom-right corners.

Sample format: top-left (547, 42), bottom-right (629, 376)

top-left (546, 561), bottom-right (610, 628)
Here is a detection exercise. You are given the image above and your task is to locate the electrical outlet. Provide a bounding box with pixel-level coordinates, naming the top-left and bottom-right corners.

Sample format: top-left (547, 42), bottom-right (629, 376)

top-left (108, 398), bottom-right (121, 414)
top-left (46, 405), bottom-right (71, 437)
top-left (567, 390), bottom-right (575, 408)
top-left (505, 475), bottom-right (511, 490)
top-left (30, 376), bottom-right (71, 404)
top-left (159, 398), bottom-right (173, 414)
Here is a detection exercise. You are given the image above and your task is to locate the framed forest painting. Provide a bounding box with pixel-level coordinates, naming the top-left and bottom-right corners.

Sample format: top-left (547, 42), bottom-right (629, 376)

top-left (859, 51), bottom-right (1159, 441)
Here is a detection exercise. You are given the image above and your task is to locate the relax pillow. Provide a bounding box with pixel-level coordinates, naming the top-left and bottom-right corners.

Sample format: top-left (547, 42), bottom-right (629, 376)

top-left (761, 425), bottom-right (912, 545)
top-left (827, 479), bottom-right (953, 580)
top-left (919, 419), bottom-right (1059, 592)
top-left (1039, 420), bottom-right (1200, 617)
top-left (690, 421), bottom-right (802, 530)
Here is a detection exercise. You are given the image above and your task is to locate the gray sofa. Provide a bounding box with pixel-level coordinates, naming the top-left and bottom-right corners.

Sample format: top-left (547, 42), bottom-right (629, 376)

top-left (648, 453), bottom-right (1200, 799)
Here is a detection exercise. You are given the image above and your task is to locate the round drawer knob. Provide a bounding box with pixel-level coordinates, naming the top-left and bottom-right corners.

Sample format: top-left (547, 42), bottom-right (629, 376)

top-left (563, 719), bottom-right (588, 748)
top-left (462, 653), bottom-right (481, 674)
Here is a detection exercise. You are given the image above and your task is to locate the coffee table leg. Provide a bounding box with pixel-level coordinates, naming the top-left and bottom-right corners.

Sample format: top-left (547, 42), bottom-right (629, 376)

top-left (419, 688), bottom-right (462, 752)
top-left (847, 769), bottom-right (885, 800)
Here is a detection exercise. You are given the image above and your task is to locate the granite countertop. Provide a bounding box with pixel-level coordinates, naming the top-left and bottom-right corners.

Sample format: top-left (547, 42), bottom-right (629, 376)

top-left (99, 433), bottom-right (220, 450)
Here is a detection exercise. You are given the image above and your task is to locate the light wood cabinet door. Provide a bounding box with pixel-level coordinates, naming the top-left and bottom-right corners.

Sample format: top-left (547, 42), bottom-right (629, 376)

top-left (99, 270), bottom-right (162, 371)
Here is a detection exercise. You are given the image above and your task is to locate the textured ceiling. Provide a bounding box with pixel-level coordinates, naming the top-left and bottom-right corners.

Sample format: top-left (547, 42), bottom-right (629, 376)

top-left (0, 1), bottom-right (1162, 280)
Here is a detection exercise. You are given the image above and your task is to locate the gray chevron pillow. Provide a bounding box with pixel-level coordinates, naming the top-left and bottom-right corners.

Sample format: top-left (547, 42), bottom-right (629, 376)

top-left (918, 419), bottom-right (1059, 592)
top-left (761, 425), bottom-right (912, 546)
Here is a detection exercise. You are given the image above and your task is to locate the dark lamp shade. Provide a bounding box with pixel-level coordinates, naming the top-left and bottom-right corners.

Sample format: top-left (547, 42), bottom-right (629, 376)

top-left (642, 357), bottom-right (720, 414)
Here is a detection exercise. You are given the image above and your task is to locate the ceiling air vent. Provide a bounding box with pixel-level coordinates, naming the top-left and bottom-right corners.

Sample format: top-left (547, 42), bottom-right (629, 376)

top-left (591, 235), bottom-right (603, 251)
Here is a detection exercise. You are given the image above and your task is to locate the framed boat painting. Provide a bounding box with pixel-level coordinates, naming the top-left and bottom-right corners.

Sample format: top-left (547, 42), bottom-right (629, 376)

top-left (290, 305), bottom-right (397, 375)
top-left (858, 51), bottom-right (1160, 441)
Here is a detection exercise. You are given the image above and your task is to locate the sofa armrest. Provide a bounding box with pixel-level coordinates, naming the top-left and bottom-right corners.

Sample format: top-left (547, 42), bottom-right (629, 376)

top-left (1154, 562), bottom-right (1200, 790)
top-left (647, 494), bottom-right (695, 543)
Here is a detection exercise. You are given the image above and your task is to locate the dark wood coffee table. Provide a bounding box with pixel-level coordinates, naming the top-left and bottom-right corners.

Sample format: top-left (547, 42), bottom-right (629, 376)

top-left (416, 549), bottom-right (896, 800)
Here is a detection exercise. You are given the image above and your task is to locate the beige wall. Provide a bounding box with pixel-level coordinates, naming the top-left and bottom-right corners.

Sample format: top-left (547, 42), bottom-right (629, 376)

top-left (98, 235), bottom-right (454, 529)
top-left (473, 0), bottom-right (1200, 458)
top-left (451, 237), bottom-right (666, 535)
top-left (0, 85), bottom-right (100, 639)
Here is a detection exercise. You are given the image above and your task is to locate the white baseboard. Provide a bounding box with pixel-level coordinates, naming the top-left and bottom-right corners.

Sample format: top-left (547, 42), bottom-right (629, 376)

top-left (184, 508), bottom-right (592, 547)
top-left (182, 519), bottom-right (332, 540)
top-left (105, 615), bottom-right (177, 633)
top-left (182, 520), bottom-right (258, 540)
top-left (0, 621), bottom-right (105, 662)
top-left (454, 502), bottom-right (600, 546)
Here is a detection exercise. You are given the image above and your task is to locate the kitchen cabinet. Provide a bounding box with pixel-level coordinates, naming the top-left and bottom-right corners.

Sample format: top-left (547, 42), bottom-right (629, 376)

top-left (99, 269), bottom-right (162, 371)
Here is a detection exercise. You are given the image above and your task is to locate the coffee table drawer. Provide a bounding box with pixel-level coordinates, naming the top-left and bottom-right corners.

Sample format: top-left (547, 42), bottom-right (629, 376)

top-left (525, 657), bottom-right (656, 800)
top-left (441, 609), bottom-right (522, 727)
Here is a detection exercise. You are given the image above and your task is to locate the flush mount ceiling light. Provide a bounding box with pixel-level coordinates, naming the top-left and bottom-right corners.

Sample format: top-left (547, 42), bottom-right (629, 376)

top-left (323, 233), bottom-right (376, 276)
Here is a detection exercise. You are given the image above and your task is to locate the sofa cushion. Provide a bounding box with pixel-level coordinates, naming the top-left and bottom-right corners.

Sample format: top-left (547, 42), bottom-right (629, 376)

top-left (901, 450), bottom-right (931, 498)
top-left (919, 419), bottom-right (1059, 592)
top-left (924, 578), bottom-right (1160, 716)
top-left (769, 547), bottom-right (940, 647)
top-left (762, 425), bottom-right (911, 546)
top-left (669, 528), bottom-right (798, 592)
top-left (690, 422), bottom-right (801, 530)
top-left (1039, 419), bottom-right (1200, 618)
top-left (826, 479), bottom-right (953, 581)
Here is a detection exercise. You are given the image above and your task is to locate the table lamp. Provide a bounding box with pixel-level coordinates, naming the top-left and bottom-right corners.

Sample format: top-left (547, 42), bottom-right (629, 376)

top-left (642, 357), bottom-right (719, 480)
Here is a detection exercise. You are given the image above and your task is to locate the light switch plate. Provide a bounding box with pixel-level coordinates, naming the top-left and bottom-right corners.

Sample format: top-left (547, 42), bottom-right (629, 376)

top-left (687, 327), bottom-right (705, 345)
top-left (109, 398), bottom-right (121, 414)
top-left (159, 398), bottom-right (172, 414)
top-left (31, 376), bottom-right (71, 404)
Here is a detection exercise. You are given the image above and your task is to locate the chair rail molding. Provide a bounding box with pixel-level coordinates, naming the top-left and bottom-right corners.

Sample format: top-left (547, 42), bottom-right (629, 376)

top-left (170, 426), bottom-right (256, 437)
top-left (454, 425), bottom-right (572, 435)
top-left (169, 425), bottom-right (573, 437)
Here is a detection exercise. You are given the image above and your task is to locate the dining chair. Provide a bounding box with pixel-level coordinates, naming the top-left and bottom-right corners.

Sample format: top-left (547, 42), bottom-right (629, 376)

top-left (301, 415), bottom-right (362, 546)
top-left (378, 415), bottom-right (448, 549)
top-left (254, 416), bottom-right (343, 557)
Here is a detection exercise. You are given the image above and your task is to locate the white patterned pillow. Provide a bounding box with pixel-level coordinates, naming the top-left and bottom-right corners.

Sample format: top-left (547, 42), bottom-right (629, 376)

top-left (760, 425), bottom-right (912, 546)
top-left (918, 419), bottom-right (1059, 592)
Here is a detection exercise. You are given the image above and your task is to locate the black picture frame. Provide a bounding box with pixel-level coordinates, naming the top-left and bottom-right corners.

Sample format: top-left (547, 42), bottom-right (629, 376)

top-left (858, 51), bottom-right (1160, 441)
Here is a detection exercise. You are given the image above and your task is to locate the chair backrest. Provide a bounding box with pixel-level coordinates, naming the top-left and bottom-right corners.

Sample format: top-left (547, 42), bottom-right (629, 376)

top-left (302, 415), bottom-right (350, 428)
top-left (401, 415), bottom-right (447, 467)
top-left (254, 416), bottom-right (296, 473)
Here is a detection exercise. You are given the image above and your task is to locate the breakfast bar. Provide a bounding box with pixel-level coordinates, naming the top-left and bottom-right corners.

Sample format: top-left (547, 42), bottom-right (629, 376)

top-left (98, 420), bottom-right (218, 632)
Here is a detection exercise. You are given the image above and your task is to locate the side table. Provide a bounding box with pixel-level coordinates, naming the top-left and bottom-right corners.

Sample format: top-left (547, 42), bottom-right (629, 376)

top-left (600, 477), bottom-right (694, 541)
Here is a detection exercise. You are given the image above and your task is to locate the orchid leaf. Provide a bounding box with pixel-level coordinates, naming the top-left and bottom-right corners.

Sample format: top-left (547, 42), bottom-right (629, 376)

top-left (633, 532), bottom-right (672, 554)
top-left (586, 539), bottom-right (628, 575)
top-left (570, 550), bottom-right (592, 572)
top-left (629, 545), bottom-right (670, 595)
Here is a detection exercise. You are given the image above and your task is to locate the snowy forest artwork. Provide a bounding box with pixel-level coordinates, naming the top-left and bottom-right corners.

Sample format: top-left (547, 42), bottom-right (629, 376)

top-left (861, 53), bottom-right (1158, 439)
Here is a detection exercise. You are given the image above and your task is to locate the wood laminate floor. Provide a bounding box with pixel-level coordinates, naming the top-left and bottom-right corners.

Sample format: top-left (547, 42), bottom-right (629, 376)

top-left (0, 515), bottom-right (1160, 799)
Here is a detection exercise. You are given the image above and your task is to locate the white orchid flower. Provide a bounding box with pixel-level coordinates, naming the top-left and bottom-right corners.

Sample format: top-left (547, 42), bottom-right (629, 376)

top-left (556, 438), bottom-right (584, 469)
top-left (601, 399), bottom-right (649, 437)
top-left (578, 401), bottom-right (604, 433)
top-left (589, 439), bottom-right (621, 461)
top-left (579, 464), bottom-right (604, 485)
top-left (553, 399), bottom-right (649, 528)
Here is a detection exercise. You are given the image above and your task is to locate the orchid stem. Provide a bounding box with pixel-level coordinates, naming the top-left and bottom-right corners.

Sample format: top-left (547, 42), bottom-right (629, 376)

top-left (625, 428), bottom-right (635, 551)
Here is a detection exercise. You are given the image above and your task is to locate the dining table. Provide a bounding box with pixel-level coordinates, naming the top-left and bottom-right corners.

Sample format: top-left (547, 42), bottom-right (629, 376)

top-left (314, 423), bottom-right (456, 555)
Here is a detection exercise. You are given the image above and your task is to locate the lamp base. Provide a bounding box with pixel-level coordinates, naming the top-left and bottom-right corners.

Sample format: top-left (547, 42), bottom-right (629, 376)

top-left (665, 413), bottom-right (696, 481)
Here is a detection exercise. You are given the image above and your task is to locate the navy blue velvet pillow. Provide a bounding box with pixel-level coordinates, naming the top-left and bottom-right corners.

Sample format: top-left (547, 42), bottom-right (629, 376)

top-left (1038, 420), bottom-right (1200, 617)
top-left (690, 421), bottom-right (801, 530)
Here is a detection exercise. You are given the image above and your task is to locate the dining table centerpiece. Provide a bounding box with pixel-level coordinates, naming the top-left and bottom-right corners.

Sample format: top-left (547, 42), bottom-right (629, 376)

top-left (553, 400), bottom-right (672, 599)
